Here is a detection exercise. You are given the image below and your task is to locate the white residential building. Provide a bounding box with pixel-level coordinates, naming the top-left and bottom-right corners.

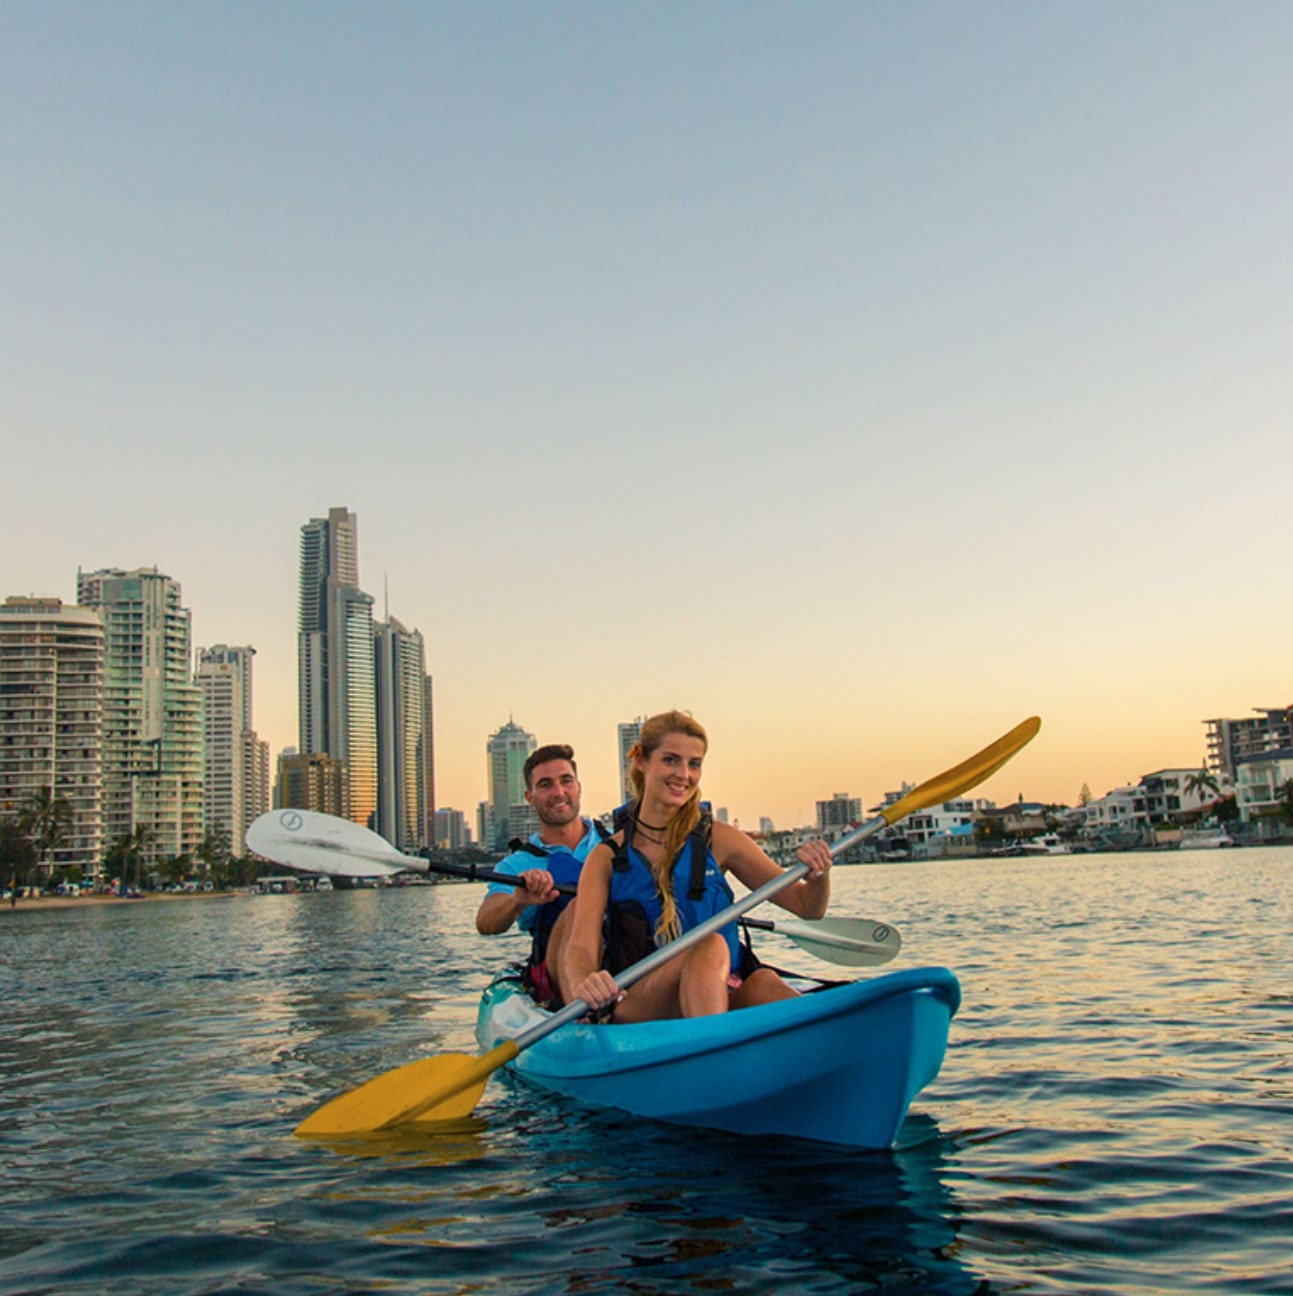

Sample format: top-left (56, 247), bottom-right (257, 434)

top-left (1206, 708), bottom-right (1293, 781)
top-left (1235, 755), bottom-right (1293, 826)
top-left (1075, 767), bottom-right (1233, 843)
top-left (0, 597), bottom-right (105, 873)
top-left (78, 567), bottom-right (204, 866)
top-left (375, 616), bottom-right (433, 852)
top-left (902, 799), bottom-right (979, 856)
top-left (196, 644), bottom-right (268, 856)
top-left (1078, 785), bottom-right (1143, 840)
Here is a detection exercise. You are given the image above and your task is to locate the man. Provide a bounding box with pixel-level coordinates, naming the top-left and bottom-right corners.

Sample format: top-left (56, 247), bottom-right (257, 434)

top-left (475, 743), bottom-right (608, 1003)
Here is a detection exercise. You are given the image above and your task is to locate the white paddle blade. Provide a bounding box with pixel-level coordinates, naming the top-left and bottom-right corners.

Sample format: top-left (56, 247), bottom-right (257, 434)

top-left (246, 809), bottom-right (420, 878)
top-left (775, 916), bottom-right (902, 967)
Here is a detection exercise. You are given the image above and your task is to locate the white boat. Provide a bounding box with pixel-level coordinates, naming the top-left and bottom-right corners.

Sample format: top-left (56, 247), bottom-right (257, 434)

top-left (1179, 825), bottom-right (1234, 850)
top-left (1018, 833), bottom-right (1071, 856)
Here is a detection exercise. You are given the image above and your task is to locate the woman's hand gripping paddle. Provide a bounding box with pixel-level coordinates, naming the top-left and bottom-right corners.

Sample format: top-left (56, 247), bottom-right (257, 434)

top-left (293, 715), bottom-right (1041, 1137)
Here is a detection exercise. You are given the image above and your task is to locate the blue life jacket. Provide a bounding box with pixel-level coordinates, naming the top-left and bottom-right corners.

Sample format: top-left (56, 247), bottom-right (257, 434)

top-left (498, 819), bottom-right (612, 963)
top-left (605, 805), bottom-right (741, 973)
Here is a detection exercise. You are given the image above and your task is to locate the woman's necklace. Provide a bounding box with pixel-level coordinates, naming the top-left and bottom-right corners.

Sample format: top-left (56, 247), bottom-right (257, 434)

top-left (633, 815), bottom-right (669, 844)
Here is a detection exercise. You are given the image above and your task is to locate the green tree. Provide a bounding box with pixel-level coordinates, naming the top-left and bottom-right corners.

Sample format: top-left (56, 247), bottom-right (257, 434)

top-left (158, 854), bottom-right (192, 889)
top-left (103, 824), bottom-right (155, 893)
top-left (0, 816), bottom-right (37, 898)
top-left (197, 824), bottom-right (232, 886)
top-left (1213, 794), bottom-right (1239, 824)
top-left (17, 786), bottom-right (73, 878)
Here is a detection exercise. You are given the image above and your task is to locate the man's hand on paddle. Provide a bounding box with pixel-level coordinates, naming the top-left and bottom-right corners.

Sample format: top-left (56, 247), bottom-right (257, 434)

top-left (514, 868), bottom-right (559, 907)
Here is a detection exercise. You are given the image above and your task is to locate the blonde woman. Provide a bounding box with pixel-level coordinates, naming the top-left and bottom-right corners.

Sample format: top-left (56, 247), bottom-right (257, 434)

top-left (555, 710), bottom-right (833, 1022)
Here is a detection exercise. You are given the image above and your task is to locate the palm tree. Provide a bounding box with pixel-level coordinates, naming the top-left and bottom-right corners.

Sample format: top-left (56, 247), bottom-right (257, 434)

top-left (17, 787), bottom-right (73, 880)
top-left (103, 824), bottom-right (155, 893)
top-left (197, 824), bottom-right (232, 887)
top-left (1183, 767), bottom-right (1221, 806)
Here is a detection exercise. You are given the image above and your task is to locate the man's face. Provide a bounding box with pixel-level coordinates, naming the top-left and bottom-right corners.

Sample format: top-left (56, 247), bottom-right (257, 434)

top-left (525, 759), bottom-right (582, 828)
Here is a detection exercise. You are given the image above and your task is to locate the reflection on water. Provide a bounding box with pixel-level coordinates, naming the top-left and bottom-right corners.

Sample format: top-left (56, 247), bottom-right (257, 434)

top-left (2, 850), bottom-right (1292, 1294)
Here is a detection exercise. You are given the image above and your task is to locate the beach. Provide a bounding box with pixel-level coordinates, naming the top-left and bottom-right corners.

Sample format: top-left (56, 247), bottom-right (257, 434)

top-left (0, 890), bottom-right (242, 915)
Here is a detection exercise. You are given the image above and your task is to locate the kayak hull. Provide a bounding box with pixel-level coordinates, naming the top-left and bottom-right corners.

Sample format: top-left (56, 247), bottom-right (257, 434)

top-left (476, 966), bottom-right (960, 1148)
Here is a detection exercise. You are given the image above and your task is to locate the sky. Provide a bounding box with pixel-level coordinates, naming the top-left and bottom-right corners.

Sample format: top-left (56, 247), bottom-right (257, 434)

top-left (4, 2), bottom-right (1292, 831)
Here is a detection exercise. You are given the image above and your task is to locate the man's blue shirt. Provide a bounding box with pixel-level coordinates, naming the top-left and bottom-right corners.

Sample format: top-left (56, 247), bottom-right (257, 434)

top-left (485, 820), bottom-right (605, 933)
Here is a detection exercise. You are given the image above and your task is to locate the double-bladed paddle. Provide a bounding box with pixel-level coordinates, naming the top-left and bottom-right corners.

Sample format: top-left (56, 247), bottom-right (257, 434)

top-left (245, 808), bottom-right (902, 968)
top-left (289, 715), bottom-right (1040, 1137)
top-left (741, 914), bottom-right (899, 967)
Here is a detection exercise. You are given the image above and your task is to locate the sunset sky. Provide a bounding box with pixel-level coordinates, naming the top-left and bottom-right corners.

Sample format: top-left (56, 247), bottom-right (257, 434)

top-left (5, 3), bottom-right (1291, 829)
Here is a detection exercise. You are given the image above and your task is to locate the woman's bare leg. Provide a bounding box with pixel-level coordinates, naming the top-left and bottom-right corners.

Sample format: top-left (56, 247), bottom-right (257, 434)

top-left (612, 933), bottom-right (731, 1022)
top-left (729, 967), bottom-right (801, 1009)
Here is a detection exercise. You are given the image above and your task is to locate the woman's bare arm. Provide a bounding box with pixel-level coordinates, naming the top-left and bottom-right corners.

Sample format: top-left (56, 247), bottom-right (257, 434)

top-left (711, 821), bottom-right (832, 920)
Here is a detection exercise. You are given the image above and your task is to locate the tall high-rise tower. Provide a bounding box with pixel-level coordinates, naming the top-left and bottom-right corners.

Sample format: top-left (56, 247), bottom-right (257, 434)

top-left (375, 616), bottom-right (433, 851)
top-left (0, 597), bottom-right (105, 874)
top-left (485, 719), bottom-right (536, 851)
top-left (77, 567), bottom-right (204, 867)
top-left (298, 506), bottom-right (357, 756)
top-left (297, 508), bottom-right (377, 828)
top-left (617, 716), bottom-right (648, 806)
top-left (196, 644), bottom-right (269, 856)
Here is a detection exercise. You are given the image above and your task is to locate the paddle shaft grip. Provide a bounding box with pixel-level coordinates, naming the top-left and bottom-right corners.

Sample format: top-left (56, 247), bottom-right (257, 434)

top-left (431, 859), bottom-right (577, 895)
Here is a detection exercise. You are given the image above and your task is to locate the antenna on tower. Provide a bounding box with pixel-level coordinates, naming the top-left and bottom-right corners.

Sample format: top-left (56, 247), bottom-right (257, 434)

top-left (384, 571), bottom-right (389, 621)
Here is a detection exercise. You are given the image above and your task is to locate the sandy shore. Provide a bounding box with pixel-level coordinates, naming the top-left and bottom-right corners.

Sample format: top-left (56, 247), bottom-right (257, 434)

top-left (1, 890), bottom-right (245, 915)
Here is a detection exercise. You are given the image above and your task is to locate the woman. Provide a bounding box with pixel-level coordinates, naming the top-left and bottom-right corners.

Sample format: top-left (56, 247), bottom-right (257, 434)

top-left (554, 710), bottom-right (833, 1022)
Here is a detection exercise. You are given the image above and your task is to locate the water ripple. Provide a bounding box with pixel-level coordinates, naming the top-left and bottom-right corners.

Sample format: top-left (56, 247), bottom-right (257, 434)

top-left (3, 852), bottom-right (1292, 1294)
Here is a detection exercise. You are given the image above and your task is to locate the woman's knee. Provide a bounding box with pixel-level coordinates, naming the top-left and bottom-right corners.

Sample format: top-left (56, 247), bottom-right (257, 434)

top-left (685, 933), bottom-right (731, 977)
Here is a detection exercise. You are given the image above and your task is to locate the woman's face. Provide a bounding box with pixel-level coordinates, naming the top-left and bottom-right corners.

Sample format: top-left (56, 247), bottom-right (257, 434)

top-left (637, 732), bottom-right (706, 810)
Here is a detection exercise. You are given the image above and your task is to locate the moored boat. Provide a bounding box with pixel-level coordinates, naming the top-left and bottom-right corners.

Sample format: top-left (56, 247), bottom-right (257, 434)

top-left (1179, 825), bottom-right (1234, 849)
top-left (1018, 833), bottom-right (1071, 856)
top-left (476, 965), bottom-right (961, 1149)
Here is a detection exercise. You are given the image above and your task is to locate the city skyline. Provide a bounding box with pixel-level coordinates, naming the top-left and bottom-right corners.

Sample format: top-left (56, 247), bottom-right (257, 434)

top-left (0, 555), bottom-right (1280, 840)
top-left (6, 6), bottom-right (1292, 829)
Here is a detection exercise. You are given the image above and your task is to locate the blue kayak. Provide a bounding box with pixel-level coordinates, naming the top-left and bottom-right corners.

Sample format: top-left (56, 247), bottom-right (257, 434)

top-left (476, 966), bottom-right (961, 1149)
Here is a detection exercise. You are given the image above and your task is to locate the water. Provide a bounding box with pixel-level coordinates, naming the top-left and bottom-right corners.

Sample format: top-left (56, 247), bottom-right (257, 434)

top-left (2, 848), bottom-right (1290, 1295)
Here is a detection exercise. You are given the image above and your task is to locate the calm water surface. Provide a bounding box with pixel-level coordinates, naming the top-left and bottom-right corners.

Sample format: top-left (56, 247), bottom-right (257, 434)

top-left (2, 848), bottom-right (1290, 1295)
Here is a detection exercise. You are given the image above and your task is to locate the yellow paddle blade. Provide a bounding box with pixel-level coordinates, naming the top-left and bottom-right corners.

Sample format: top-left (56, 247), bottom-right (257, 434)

top-left (294, 1041), bottom-right (520, 1138)
top-left (881, 716), bottom-right (1041, 825)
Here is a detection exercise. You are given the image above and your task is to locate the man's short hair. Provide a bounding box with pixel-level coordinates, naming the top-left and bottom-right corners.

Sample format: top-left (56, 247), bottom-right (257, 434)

top-left (524, 744), bottom-right (577, 788)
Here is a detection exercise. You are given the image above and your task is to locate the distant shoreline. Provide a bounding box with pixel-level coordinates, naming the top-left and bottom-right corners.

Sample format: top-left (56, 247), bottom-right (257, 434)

top-left (0, 890), bottom-right (246, 916)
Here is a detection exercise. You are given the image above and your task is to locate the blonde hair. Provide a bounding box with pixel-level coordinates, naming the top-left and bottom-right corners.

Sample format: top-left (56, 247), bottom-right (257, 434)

top-left (627, 710), bottom-right (709, 944)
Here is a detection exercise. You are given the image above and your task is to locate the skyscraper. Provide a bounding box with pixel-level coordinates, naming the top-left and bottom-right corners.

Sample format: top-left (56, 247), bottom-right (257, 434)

top-left (375, 616), bottom-right (433, 851)
top-left (196, 644), bottom-right (268, 856)
top-left (78, 567), bottom-right (204, 867)
top-left (297, 508), bottom-right (377, 828)
top-left (485, 719), bottom-right (536, 851)
top-left (617, 716), bottom-right (648, 806)
top-left (298, 507), bottom-right (357, 756)
top-left (421, 674), bottom-right (436, 849)
top-left (0, 596), bottom-right (104, 874)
